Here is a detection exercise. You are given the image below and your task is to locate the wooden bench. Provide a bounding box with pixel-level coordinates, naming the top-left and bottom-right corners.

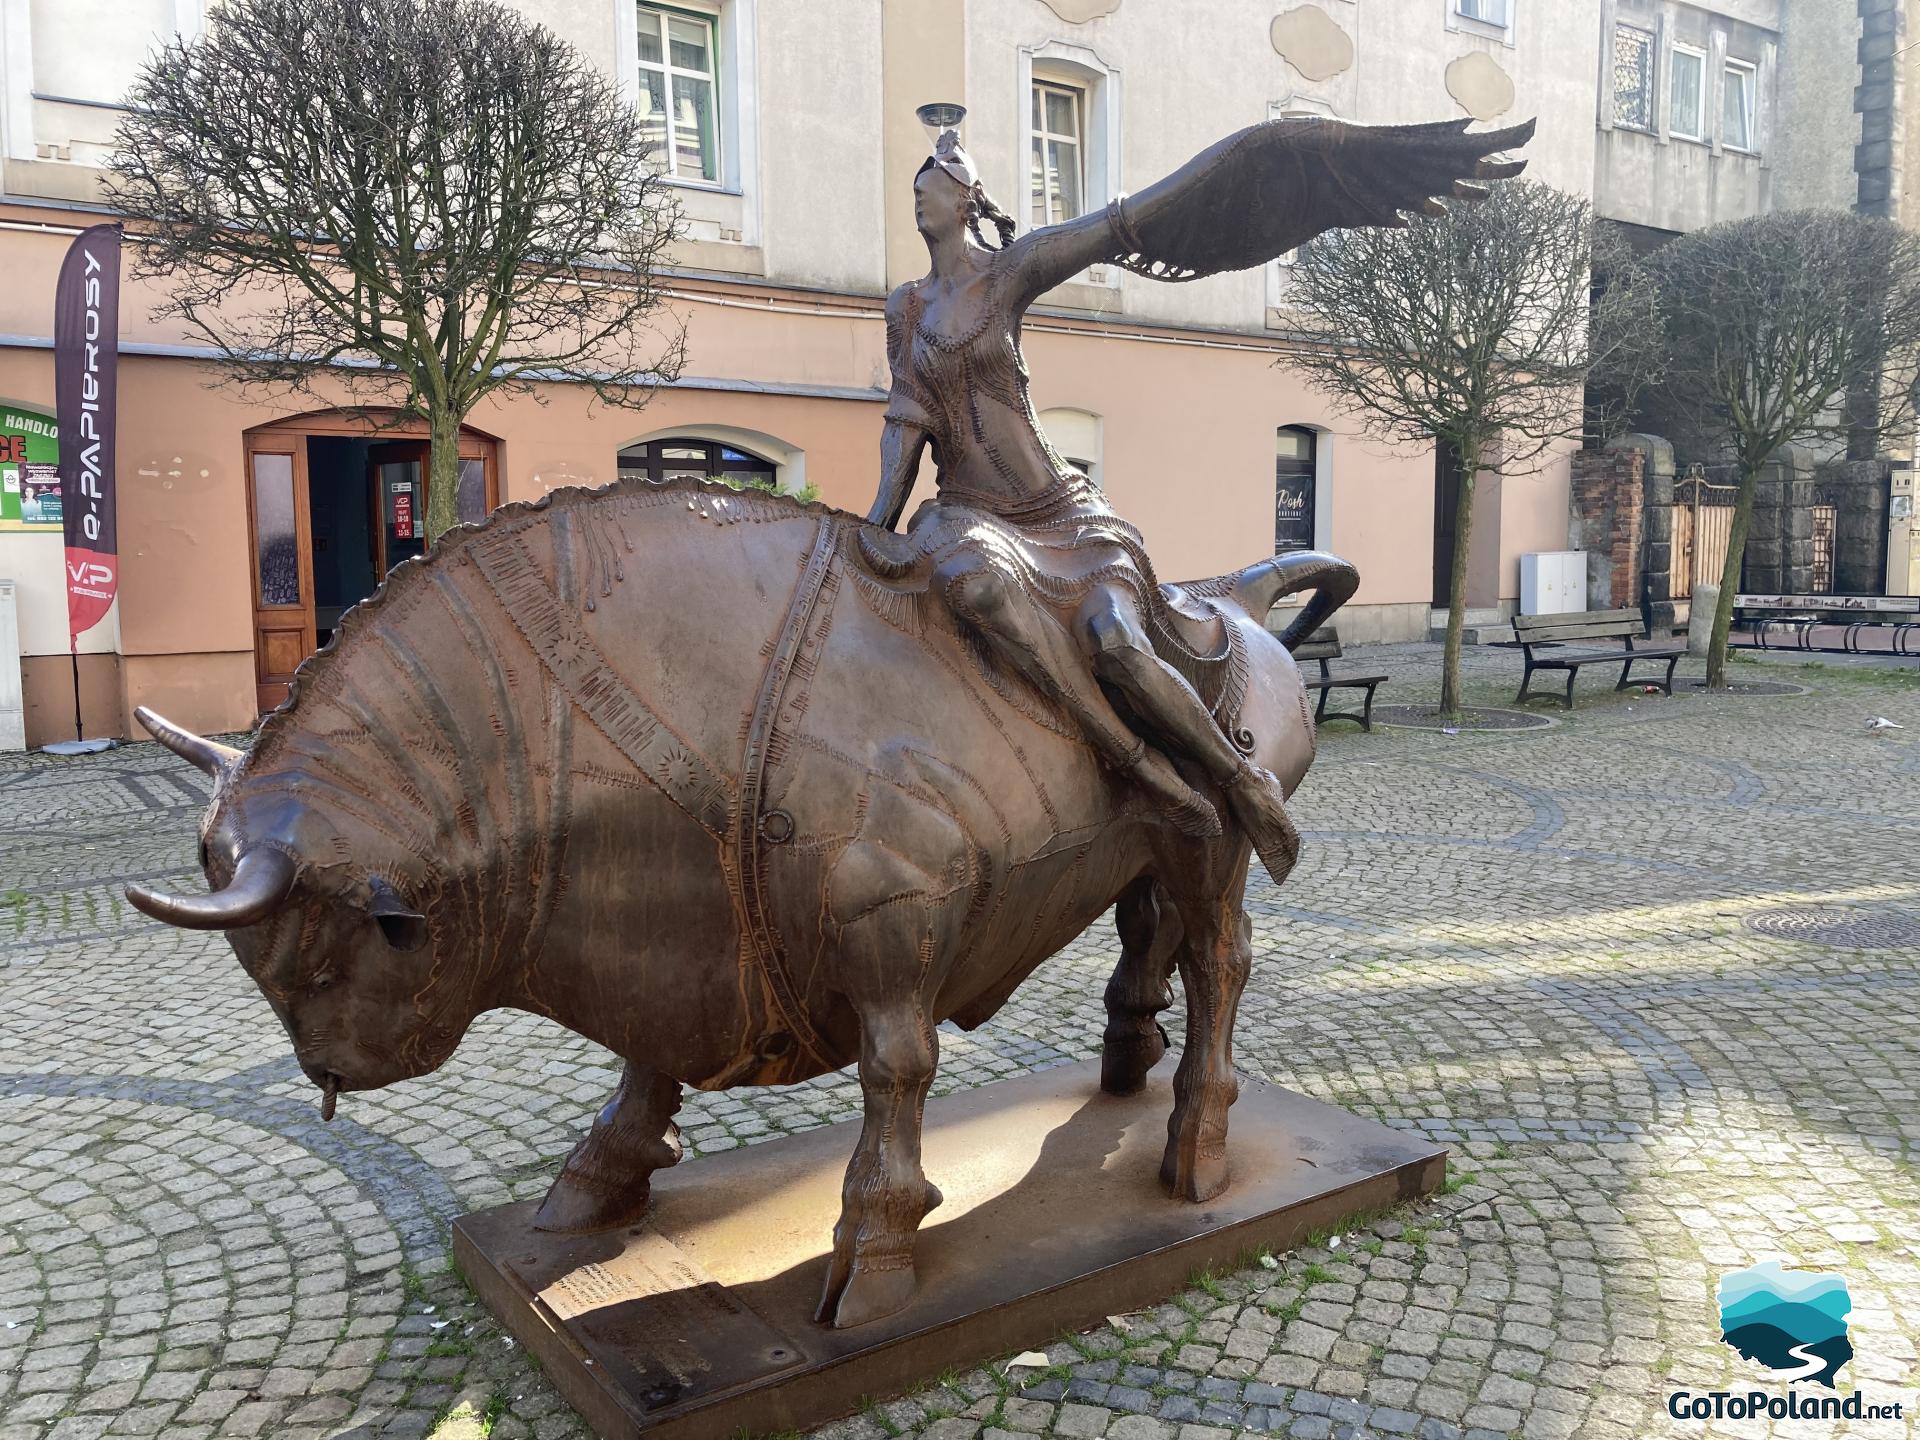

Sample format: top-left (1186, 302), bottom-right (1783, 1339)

top-left (1294, 627), bottom-right (1388, 732)
top-left (1510, 609), bottom-right (1684, 709)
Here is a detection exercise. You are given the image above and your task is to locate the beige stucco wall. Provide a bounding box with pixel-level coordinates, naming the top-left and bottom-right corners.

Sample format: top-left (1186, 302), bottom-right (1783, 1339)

top-left (0, 170), bottom-right (1581, 744)
top-left (1, 0), bottom-right (1597, 739)
top-left (1772, 0), bottom-right (1861, 212)
top-left (961, 0), bottom-right (1596, 335)
top-left (496, 0), bottom-right (890, 289)
top-left (1590, 0), bottom-right (1862, 235)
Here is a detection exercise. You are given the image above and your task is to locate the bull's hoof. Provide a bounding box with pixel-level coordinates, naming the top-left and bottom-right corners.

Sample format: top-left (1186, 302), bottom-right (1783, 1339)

top-left (816, 1259), bottom-right (919, 1329)
top-left (1161, 1143), bottom-right (1230, 1204)
top-left (532, 1172), bottom-right (653, 1235)
top-left (1100, 1022), bottom-right (1170, 1096)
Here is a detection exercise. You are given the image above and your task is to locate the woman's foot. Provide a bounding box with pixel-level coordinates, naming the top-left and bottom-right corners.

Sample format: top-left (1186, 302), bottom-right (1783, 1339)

top-left (1131, 747), bottom-right (1222, 837)
top-left (1224, 765), bottom-right (1301, 884)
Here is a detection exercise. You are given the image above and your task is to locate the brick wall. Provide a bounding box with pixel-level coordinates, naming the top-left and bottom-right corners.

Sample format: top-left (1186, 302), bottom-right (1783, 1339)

top-left (1569, 448), bottom-right (1646, 611)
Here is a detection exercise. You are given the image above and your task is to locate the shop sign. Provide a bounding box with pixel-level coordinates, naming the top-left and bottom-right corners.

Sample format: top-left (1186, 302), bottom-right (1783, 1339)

top-left (0, 403), bottom-right (61, 531)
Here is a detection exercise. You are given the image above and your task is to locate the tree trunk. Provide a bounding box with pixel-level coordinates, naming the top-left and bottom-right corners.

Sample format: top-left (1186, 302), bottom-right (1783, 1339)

top-left (1439, 444), bottom-right (1479, 719)
top-left (424, 404), bottom-right (463, 543)
top-left (1704, 459), bottom-right (1760, 689)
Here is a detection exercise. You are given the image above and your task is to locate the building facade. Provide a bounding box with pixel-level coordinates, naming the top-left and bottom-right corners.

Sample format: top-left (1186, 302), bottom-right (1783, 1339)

top-left (1, 0), bottom-right (1601, 744)
top-left (1588, 0), bottom-right (1920, 602)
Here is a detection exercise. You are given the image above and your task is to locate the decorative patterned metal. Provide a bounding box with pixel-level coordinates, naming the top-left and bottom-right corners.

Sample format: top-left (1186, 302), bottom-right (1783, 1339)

top-left (1612, 26), bottom-right (1655, 130)
top-left (1745, 907), bottom-right (1920, 950)
top-left (1673, 472), bottom-right (1739, 599)
top-left (1810, 504), bottom-right (1836, 594)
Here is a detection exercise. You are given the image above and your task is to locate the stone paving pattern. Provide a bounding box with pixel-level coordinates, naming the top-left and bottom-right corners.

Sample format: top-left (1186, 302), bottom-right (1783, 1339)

top-left (2, 645), bottom-right (1917, 1439)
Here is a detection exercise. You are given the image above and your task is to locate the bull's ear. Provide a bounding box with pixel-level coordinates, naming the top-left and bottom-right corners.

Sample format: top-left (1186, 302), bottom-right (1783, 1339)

top-left (369, 882), bottom-right (428, 952)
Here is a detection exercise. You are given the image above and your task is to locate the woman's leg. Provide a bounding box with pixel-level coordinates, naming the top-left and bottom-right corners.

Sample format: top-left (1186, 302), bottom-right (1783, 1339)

top-left (935, 550), bottom-right (1220, 837)
top-left (1078, 584), bottom-right (1301, 885)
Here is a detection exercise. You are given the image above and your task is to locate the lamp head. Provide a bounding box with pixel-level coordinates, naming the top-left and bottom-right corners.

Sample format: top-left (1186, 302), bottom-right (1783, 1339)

top-left (915, 101), bottom-right (967, 149)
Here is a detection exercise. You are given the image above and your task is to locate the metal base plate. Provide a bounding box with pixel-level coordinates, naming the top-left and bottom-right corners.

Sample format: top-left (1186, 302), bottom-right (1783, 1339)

top-left (453, 1059), bottom-right (1445, 1440)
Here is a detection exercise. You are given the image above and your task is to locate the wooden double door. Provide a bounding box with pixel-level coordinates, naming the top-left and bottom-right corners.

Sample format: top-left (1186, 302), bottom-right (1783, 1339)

top-left (244, 416), bottom-right (498, 711)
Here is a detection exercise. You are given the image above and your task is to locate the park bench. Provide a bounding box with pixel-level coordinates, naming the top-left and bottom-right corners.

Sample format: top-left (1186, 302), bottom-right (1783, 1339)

top-left (1510, 608), bottom-right (1684, 709)
top-left (1295, 627), bottom-right (1388, 732)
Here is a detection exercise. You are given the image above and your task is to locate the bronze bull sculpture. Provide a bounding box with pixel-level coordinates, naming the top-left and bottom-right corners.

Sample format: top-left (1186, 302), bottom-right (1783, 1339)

top-left (128, 111), bottom-right (1530, 1328)
top-left (127, 479), bottom-right (1351, 1326)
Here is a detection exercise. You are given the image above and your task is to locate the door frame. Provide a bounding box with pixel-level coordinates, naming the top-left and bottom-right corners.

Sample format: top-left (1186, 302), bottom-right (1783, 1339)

top-left (242, 411), bottom-right (501, 711)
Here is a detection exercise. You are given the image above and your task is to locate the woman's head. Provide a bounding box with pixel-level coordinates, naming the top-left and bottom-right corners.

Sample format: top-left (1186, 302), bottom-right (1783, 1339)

top-left (915, 135), bottom-right (1016, 255)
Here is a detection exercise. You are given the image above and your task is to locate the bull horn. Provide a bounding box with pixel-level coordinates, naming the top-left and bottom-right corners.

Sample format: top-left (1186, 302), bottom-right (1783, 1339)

top-left (125, 848), bottom-right (297, 930)
top-left (136, 706), bottom-right (242, 776)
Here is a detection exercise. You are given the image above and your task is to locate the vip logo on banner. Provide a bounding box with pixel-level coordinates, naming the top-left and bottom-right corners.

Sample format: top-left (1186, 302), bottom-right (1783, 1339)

top-left (54, 223), bottom-right (122, 648)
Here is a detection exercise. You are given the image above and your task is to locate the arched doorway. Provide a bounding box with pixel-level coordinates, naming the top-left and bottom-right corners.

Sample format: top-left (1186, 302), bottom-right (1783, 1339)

top-left (243, 411), bottom-right (500, 711)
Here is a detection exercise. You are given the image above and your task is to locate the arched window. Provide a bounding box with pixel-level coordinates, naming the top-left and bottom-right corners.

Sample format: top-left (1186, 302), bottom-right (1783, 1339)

top-left (1275, 426), bottom-right (1318, 554)
top-left (618, 437), bottom-right (779, 490)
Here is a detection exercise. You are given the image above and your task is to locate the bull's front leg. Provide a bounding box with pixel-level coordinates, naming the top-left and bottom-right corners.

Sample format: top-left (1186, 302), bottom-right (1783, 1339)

top-left (815, 1003), bottom-right (942, 1328)
top-left (534, 1062), bottom-right (683, 1233)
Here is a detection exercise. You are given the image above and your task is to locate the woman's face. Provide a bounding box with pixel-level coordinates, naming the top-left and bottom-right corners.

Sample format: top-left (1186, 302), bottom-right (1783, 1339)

top-left (915, 165), bottom-right (971, 245)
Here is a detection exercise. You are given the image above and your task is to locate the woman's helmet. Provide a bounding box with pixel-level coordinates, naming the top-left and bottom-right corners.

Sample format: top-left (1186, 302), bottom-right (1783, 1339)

top-left (923, 128), bottom-right (980, 190)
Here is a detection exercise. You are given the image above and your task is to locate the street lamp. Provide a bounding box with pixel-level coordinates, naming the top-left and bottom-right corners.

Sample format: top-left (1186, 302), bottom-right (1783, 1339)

top-left (916, 103), bottom-right (967, 149)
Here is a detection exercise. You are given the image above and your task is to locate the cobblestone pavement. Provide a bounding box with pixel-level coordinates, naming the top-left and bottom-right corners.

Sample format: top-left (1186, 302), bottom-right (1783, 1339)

top-left (3, 644), bottom-right (1918, 1440)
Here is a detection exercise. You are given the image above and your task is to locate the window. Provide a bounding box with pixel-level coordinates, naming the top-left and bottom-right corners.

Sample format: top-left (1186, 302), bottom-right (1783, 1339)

top-left (252, 453), bottom-right (300, 607)
top-left (1275, 427), bottom-right (1317, 555)
top-left (1723, 59), bottom-right (1756, 151)
top-left (1039, 408), bottom-right (1102, 485)
top-left (1455, 0), bottom-right (1508, 23)
top-left (618, 438), bottom-right (777, 489)
top-left (636, 4), bottom-right (719, 183)
top-left (1612, 25), bottom-right (1655, 131)
top-left (1030, 80), bottom-right (1085, 227)
top-left (1669, 45), bottom-right (1706, 140)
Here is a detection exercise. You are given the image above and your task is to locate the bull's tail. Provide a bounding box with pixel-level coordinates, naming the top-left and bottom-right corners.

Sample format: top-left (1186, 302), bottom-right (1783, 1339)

top-left (1177, 550), bottom-right (1360, 652)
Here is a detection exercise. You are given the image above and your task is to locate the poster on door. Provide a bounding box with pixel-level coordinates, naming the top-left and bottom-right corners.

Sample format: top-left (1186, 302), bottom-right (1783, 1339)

top-left (392, 486), bottom-right (414, 540)
top-left (0, 402), bottom-right (62, 531)
top-left (1274, 477), bottom-right (1314, 553)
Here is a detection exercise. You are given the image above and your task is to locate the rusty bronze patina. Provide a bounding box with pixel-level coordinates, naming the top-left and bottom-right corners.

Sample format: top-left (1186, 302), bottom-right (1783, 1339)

top-left (452, 1060), bottom-right (1446, 1440)
top-left (128, 113), bottom-right (1530, 1330)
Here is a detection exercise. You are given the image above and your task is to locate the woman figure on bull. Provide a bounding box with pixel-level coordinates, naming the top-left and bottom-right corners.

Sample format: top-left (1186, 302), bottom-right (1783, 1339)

top-left (864, 109), bottom-right (1530, 882)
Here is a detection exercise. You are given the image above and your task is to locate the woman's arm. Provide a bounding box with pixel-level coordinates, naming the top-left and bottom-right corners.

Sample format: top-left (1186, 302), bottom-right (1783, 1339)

top-left (1003, 207), bottom-right (1120, 312)
top-left (868, 419), bottom-right (930, 530)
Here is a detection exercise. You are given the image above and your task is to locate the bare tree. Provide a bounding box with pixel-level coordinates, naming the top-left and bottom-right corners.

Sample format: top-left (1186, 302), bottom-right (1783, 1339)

top-left (107, 0), bottom-right (685, 539)
top-left (1647, 210), bottom-right (1920, 687)
top-left (1286, 181), bottom-right (1657, 717)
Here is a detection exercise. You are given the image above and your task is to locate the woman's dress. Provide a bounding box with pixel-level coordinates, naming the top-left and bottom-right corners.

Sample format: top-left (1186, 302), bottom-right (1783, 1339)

top-left (865, 251), bottom-right (1249, 737)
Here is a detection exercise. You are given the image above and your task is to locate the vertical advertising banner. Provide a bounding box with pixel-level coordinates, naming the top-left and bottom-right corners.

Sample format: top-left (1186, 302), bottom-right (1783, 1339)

top-left (54, 224), bottom-right (121, 647)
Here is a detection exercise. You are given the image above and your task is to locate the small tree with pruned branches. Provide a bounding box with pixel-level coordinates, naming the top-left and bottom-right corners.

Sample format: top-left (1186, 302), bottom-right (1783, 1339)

top-left (1646, 209), bottom-right (1920, 688)
top-left (1285, 180), bottom-right (1658, 717)
top-left (107, 0), bottom-right (685, 540)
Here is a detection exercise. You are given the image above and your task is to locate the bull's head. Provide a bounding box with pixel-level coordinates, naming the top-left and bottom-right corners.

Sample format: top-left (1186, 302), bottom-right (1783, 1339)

top-left (124, 708), bottom-right (477, 1116)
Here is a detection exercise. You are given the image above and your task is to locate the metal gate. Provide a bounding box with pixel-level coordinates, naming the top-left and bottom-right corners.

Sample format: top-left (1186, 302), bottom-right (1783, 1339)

top-left (1673, 471), bottom-right (1739, 597)
top-left (1810, 504), bottom-right (1836, 593)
